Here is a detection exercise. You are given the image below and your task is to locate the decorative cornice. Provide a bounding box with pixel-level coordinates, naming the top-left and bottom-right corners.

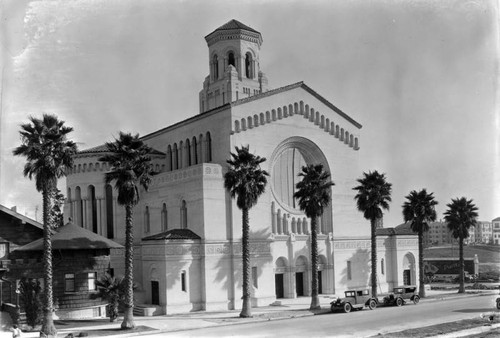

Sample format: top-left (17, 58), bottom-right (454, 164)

top-left (232, 99), bottom-right (360, 151)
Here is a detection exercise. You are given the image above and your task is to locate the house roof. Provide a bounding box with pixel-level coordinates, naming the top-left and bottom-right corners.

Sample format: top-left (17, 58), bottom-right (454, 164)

top-left (142, 229), bottom-right (201, 241)
top-left (15, 222), bottom-right (123, 251)
top-left (376, 222), bottom-right (416, 236)
top-left (492, 217), bottom-right (500, 221)
top-left (0, 204), bottom-right (43, 230)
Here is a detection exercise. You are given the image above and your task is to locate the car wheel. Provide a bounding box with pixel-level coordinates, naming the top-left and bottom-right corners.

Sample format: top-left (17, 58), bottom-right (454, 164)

top-left (330, 304), bottom-right (336, 313)
top-left (496, 300), bottom-right (500, 310)
top-left (396, 297), bottom-right (403, 307)
top-left (343, 302), bottom-right (352, 313)
top-left (368, 299), bottom-right (377, 310)
top-left (413, 295), bottom-right (420, 305)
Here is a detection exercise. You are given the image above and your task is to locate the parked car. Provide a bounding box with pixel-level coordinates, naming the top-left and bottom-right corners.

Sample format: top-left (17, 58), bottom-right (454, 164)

top-left (330, 289), bottom-right (378, 313)
top-left (383, 285), bottom-right (420, 306)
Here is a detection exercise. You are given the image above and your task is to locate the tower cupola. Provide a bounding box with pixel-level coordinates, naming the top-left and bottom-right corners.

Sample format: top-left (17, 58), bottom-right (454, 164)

top-left (199, 20), bottom-right (269, 113)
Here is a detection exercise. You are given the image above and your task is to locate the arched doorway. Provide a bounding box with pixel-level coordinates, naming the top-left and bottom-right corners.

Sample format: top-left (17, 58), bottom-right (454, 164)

top-left (295, 255), bottom-right (308, 297)
top-left (274, 257), bottom-right (287, 299)
top-left (403, 253), bottom-right (416, 285)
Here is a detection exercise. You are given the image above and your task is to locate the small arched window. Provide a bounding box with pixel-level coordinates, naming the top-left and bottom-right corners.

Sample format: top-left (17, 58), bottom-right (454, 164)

top-left (206, 132), bottom-right (212, 162)
top-left (213, 54), bottom-right (219, 80)
top-left (105, 184), bottom-right (114, 239)
top-left (228, 52), bottom-right (235, 67)
top-left (181, 200), bottom-right (187, 229)
top-left (381, 258), bottom-right (385, 275)
top-left (245, 53), bottom-right (253, 79)
top-left (161, 203), bottom-right (168, 232)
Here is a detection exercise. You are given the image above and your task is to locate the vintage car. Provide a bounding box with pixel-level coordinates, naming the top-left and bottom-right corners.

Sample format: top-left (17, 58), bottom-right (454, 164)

top-left (330, 289), bottom-right (378, 313)
top-left (383, 285), bottom-right (420, 306)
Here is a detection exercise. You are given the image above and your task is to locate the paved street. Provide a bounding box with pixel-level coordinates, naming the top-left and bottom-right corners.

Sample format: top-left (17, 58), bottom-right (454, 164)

top-left (141, 294), bottom-right (499, 338)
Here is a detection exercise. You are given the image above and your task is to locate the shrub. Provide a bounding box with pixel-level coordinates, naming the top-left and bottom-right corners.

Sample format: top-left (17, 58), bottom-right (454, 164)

top-left (19, 277), bottom-right (43, 327)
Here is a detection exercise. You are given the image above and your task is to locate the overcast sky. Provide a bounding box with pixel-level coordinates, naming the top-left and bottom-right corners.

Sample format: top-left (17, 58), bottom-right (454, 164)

top-left (1, 0), bottom-right (499, 227)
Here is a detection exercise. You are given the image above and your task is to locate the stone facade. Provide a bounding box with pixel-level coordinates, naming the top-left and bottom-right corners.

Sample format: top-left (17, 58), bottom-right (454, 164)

top-left (64, 20), bottom-right (419, 315)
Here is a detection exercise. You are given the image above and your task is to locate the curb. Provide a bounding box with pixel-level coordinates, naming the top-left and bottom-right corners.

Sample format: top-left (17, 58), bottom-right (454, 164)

top-left (429, 323), bottom-right (500, 338)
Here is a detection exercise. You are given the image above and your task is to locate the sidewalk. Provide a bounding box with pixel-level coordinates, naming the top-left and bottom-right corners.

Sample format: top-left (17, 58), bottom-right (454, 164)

top-left (0, 289), bottom-right (497, 338)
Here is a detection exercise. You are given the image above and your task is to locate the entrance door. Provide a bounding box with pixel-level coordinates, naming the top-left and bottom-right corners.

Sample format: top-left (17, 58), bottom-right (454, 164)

top-left (318, 271), bottom-right (323, 294)
top-left (151, 281), bottom-right (159, 305)
top-left (295, 272), bottom-right (304, 296)
top-left (275, 274), bottom-right (284, 299)
top-left (403, 270), bottom-right (411, 285)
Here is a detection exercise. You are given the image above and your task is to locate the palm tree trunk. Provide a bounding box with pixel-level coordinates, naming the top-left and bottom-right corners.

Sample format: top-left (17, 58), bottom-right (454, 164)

top-left (121, 204), bottom-right (135, 329)
top-left (458, 238), bottom-right (465, 293)
top-left (240, 207), bottom-right (252, 318)
top-left (418, 231), bottom-right (426, 298)
top-left (370, 218), bottom-right (378, 298)
top-left (41, 188), bottom-right (57, 336)
top-left (310, 217), bottom-right (320, 310)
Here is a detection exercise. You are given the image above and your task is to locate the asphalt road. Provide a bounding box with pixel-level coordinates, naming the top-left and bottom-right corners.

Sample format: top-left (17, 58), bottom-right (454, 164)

top-left (142, 294), bottom-right (499, 338)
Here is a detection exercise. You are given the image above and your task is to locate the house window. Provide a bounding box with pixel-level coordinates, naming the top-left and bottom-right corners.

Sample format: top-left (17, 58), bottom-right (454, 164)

top-left (0, 242), bottom-right (9, 260)
top-left (88, 272), bottom-right (97, 291)
top-left (181, 271), bottom-right (187, 292)
top-left (252, 267), bottom-right (258, 289)
top-left (381, 258), bottom-right (385, 275)
top-left (347, 261), bottom-right (352, 280)
top-left (65, 273), bottom-right (75, 292)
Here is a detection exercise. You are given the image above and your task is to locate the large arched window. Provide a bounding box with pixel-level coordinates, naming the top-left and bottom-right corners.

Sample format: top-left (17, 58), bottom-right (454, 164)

top-left (167, 145), bottom-right (172, 171)
top-left (245, 53), bottom-right (253, 79)
top-left (213, 54), bottom-right (219, 80)
top-left (75, 186), bottom-right (83, 227)
top-left (105, 184), bottom-right (114, 238)
top-left (144, 206), bottom-right (150, 233)
top-left (88, 185), bottom-right (97, 233)
top-left (272, 148), bottom-right (307, 209)
top-left (67, 187), bottom-right (73, 220)
top-left (173, 143), bottom-right (178, 170)
top-left (228, 52), bottom-right (235, 67)
top-left (180, 200), bottom-right (187, 229)
top-left (206, 132), bottom-right (212, 162)
top-left (161, 203), bottom-right (168, 232)
top-left (185, 139), bottom-right (191, 166)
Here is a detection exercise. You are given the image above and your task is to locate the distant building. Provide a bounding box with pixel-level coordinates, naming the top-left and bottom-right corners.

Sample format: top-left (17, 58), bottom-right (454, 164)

top-left (474, 221), bottom-right (493, 244)
top-left (422, 221), bottom-right (454, 247)
top-left (492, 217), bottom-right (500, 244)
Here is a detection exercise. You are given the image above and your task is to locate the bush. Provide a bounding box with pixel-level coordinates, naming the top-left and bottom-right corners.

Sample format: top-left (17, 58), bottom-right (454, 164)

top-left (19, 277), bottom-right (43, 328)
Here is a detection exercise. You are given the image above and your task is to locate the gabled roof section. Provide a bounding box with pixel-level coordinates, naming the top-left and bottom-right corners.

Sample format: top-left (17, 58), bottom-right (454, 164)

top-left (231, 81), bottom-right (362, 129)
top-left (142, 229), bottom-right (201, 241)
top-left (77, 143), bottom-right (165, 157)
top-left (492, 217), bottom-right (500, 222)
top-left (0, 204), bottom-right (43, 230)
top-left (15, 222), bottom-right (123, 251)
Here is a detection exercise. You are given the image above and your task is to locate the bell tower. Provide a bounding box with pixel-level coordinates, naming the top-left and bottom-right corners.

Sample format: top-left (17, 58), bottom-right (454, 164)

top-left (199, 19), bottom-right (269, 113)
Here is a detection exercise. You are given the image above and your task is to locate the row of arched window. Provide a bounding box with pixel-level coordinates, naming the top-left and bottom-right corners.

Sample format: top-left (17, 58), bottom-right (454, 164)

top-left (67, 185), bottom-right (114, 239)
top-left (211, 51), bottom-right (255, 80)
top-left (234, 101), bottom-right (359, 150)
top-left (165, 132), bottom-right (212, 171)
top-left (67, 162), bottom-right (165, 175)
top-left (143, 201), bottom-right (188, 234)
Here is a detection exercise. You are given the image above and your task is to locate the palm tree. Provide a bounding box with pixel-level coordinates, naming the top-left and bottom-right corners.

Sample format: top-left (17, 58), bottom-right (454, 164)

top-left (99, 132), bottom-right (154, 329)
top-left (402, 189), bottom-right (438, 298)
top-left (13, 114), bottom-right (77, 336)
top-left (224, 145), bottom-right (268, 318)
top-left (443, 197), bottom-right (478, 293)
top-left (294, 164), bottom-right (334, 310)
top-left (95, 274), bottom-right (125, 322)
top-left (353, 171), bottom-right (392, 298)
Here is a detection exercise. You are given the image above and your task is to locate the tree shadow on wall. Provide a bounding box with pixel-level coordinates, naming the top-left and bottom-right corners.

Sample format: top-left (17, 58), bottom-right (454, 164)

top-left (213, 228), bottom-right (274, 305)
top-left (338, 248), bottom-right (370, 289)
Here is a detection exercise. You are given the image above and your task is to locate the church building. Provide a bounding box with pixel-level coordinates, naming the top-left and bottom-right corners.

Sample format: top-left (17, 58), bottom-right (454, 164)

top-left (64, 20), bottom-right (419, 314)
